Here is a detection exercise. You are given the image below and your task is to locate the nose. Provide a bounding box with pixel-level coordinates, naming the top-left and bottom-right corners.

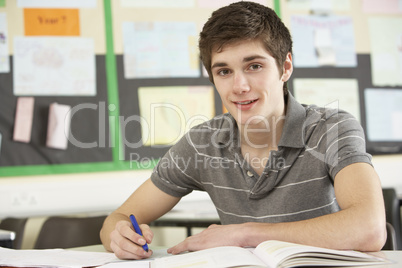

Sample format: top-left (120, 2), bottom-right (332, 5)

top-left (233, 72), bottom-right (250, 94)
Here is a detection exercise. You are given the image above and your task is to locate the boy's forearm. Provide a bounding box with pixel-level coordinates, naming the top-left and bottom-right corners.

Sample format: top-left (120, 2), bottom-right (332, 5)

top-left (244, 204), bottom-right (386, 251)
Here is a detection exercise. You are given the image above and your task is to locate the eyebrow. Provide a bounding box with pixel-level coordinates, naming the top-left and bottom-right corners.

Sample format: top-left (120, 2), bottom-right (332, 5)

top-left (211, 55), bottom-right (268, 69)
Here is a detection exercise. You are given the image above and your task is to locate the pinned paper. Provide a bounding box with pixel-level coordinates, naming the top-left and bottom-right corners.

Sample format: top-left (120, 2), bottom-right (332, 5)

top-left (138, 86), bottom-right (215, 146)
top-left (0, 12), bottom-right (10, 73)
top-left (24, 9), bottom-right (80, 36)
top-left (365, 88), bottom-right (402, 141)
top-left (46, 103), bottom-right (71, 150)
top-left (122, 21), bottom-right (199, 78)
top-left (13, 36), bottom-right (96, 96)
top-left (314, 28), bottom-right (336, 66)
top-left (121, 0), bottom-right (195, 8)
top-left (197, 0), bottom-right (268, 8)
top-left (291, 15), bottom-right (356, 67)
top-left (287, 0), bottom-right (350, 11)
top-left (17, 0), bottom-right (96, 8)
top-left (294, 78), bottom-right (360, 122)
top-left (362, 0), bottom-right (402, 14)
top-left (13, 97), bottom-right (35, 143)
top-left (368, 17), bottom-right (402, 86)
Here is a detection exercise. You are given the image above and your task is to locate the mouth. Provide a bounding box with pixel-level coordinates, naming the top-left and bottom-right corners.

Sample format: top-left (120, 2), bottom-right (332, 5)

top-left (233, 99), bottom-right (258, 105)
top-left (232, 99), bottom-right (258, 111)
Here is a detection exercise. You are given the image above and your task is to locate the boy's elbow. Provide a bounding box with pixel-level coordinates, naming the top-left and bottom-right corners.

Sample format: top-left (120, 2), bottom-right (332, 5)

top-left (358, 219), bottom-right (387, 252)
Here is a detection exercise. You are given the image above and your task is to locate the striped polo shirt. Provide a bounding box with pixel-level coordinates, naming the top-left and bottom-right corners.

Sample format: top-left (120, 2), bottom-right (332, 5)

top-left (151, 93), bottom-right (372, 224)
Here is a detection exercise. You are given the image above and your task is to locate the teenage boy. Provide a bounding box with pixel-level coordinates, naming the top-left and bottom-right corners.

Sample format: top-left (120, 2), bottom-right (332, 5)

top-left (100, 1), bottom-right (386, 259)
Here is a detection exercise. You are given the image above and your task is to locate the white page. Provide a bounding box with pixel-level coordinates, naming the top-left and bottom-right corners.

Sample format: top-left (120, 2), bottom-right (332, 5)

top-left (293, 78), bottom-right (360, 122)
top-left (138, 86), bottom-right (215, 146)
top-left (253, 240), bottom-right (386, 268)
top-left (122, 22), bottom-right (199, 79)
top-left (197, 0), bottom-right (269, 8)
top-left (291, 15), bottom-right (356, 67)
top-left (13, 97), bottom-right (35, 143)
top-left (151, 246), bottom-right (266, 268)
top-left (0, 13), bottom-right (9, 73)
top-left (46, 103), bottom-right (71, 150)
top-left (288, 0), bottom-right (350, 11)
top-left (13, 36), bottom-right (96, 96)
top-left (102, 249), bottom-right (169, 268)
top-left (121, 0), bottom-right (195, 8)
top-left (314, 28), bottom-right (336, 65)
top-left (364, 88), bottom-right (402, 141)
top-left (368, 17), bottom-right (402, 86)
top-left (0, 247), bottom-right (119, 268)
top-left (17, 0), bottom-right (96, 8)
top-left (102, 261), bottom-right (150, 268)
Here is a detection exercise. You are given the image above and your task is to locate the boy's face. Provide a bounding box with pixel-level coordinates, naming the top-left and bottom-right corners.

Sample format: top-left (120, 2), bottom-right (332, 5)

top-left (211, 39), bottom-right (292, 128)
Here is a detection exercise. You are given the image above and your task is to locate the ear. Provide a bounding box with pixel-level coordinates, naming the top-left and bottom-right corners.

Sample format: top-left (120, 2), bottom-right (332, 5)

top-left (281, 53), bottom-right (293, 82)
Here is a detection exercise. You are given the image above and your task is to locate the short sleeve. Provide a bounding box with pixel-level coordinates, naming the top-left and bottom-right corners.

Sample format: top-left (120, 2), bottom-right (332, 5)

top-left (150, 128), bottom-right (207, 198)
top-left (321, 110), bottom-right (372, 180)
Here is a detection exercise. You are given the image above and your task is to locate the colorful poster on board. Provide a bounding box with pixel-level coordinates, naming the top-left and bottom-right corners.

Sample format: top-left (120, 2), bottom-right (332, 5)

top-left (24, 9), bottom-right (80, 36)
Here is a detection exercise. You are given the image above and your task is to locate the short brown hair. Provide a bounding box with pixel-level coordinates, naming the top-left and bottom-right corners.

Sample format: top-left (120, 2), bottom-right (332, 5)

top-left (199, 1), bottom-right (292, 95)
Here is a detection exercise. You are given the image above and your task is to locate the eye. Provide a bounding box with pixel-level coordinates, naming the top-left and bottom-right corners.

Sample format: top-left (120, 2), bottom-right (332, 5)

top-left (248, 64), bottom-right (262, 71)
top-left (217, 69), bottom-right (231, 76)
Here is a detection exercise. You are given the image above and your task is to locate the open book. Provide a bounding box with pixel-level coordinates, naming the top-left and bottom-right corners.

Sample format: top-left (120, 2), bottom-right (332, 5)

top-left (151, 240), bottom-right (389, 268)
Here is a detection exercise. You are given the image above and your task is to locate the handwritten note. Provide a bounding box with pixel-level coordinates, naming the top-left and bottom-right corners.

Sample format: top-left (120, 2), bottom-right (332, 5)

top-left (123, 21), bottom-right (199, 78)
top-left (0, 12), bottom-right (9, 73)
top-left (24, 9), bottom-right (80, 36)
top-left (13, 36), bottom-right (96, 96)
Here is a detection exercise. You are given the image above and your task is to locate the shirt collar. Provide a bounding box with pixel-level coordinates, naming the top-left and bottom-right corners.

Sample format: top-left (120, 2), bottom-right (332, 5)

top-left (278, 92), bottom-right (307, 149)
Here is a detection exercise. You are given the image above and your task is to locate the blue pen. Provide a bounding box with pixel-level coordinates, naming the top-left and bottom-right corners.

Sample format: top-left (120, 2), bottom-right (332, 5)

top-left (129, 214), bottom-right (149, 252)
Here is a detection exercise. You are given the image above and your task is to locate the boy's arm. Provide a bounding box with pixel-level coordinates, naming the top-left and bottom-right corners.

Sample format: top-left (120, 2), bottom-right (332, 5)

top-left (168, 162), bottom-right (387, 254)
top-left (100, 178), bottom-right (180, 259)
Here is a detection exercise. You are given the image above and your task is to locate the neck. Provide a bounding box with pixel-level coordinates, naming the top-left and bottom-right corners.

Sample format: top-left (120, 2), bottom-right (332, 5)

top-left (238, 114), bottom-right (286, 150)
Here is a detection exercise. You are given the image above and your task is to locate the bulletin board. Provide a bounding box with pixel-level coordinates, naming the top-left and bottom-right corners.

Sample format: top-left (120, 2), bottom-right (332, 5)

top-left (281, 0), bottom-right (402, 155)
top-left (1, 0), bottom-right (400, 178)
top-left (0, 0), bottom-right (276, 177)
